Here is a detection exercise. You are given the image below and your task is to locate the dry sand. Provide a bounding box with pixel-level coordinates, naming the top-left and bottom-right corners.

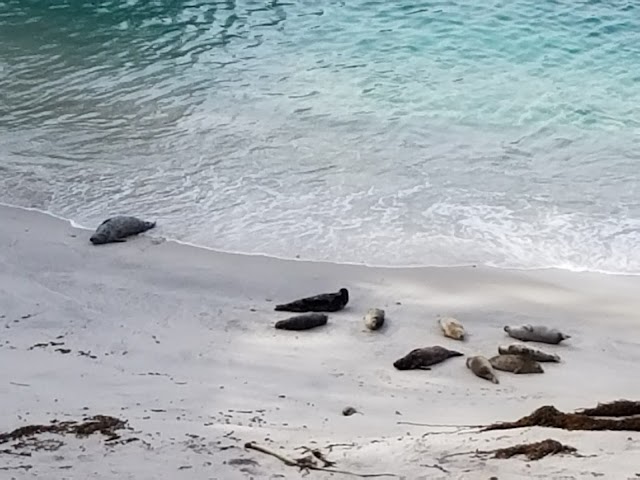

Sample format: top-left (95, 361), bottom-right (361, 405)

top-left (1, 204), bottom-right (639, 479)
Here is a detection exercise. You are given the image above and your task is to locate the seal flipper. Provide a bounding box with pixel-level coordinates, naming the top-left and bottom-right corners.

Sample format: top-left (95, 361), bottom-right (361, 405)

top-left (113, 238), bottom-right (127, 243)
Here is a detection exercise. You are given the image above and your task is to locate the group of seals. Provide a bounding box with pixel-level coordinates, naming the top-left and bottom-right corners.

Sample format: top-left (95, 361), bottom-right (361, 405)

top-left (272, 288), bottom-right (350, 331)
top-left (89, 216), bottom-right (156, 245)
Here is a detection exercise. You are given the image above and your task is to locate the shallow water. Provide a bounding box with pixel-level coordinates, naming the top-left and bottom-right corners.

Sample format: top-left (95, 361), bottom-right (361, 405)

top-left (1, 0), bottom-right (639, 273)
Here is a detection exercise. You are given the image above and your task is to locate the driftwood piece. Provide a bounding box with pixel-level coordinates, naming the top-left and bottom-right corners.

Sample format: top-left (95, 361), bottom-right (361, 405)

top-left (244, 441), bottom-right (398, 478)
top-left (577, 400), bottom-right (640, 417)
top-left (492, 439), bottom-right (577, 460)
top-left (483, 405), bottom-right (640, 432)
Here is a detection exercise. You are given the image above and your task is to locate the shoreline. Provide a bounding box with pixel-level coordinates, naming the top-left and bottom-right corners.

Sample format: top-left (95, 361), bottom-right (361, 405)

top-left (1, 203), bottom-right (639, 479)
top-left (1, 201), bottom-right (638, 278)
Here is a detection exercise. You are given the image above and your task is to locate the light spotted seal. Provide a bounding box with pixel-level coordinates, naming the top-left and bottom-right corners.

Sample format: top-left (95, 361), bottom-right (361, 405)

top-left (504, 325), bottom-right (570, 345)
top-left (90, 216), bottom-right (156, 245)
top-left (466, 356), bottom-right (499, 384)
top-left (498, 343), bottom-right (561, 362)
top-left (439, 317), bottom-right (465, 340)
top-left (393, 346), bottom-right (463, 370)
top-left (364, 308), bottom-right (385, 330)
top-left (489, 354), bottom-right (544, 374)
top-left (274, 288), bottom-right (349, 313)
top-left (274, 313), bottom-right (328, 331)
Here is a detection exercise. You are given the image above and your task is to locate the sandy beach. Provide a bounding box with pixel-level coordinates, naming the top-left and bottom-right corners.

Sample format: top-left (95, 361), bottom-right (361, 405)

top-left (1, 203), bottom-right (639, 479)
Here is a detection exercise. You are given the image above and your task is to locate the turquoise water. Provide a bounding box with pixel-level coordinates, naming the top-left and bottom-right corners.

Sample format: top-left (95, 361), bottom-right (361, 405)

top-left (1, 0), bottom-right (639, 273)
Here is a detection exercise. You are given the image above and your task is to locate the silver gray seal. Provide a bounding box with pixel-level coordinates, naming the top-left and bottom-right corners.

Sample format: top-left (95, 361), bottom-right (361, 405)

top-left (504, 324), bottom-right (570, 345)
top-left (90, 216), bottom-right (156, 245)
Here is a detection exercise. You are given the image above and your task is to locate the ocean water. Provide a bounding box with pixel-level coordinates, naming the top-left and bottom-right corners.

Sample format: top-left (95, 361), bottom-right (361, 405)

top-left (1, 0), bottom-right (639, 274)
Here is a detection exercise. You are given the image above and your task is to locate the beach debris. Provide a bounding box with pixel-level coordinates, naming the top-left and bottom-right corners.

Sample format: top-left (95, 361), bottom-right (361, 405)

top-left (90, 216), bottom-right (156, 245)
top-left (504, 325), bottom-right (570, 345)
top-left (483, 405), bottom-right (640, 432)
top-left (0, 415), bottom-right (127, 446)
top-left (342, 406), bottom-right (357, 416)
top-left (28, 341), bottom-right (64, 350)
top-left (498, 343), bottom-right (561, 362)
top-left (492, 438), bottom-right (577, 460)
top-left (275, 313), bottom-right (328, 331)
top-left (393, 346), bottom-right (463, 370)
top-left (244, 441), bottom-right (398, 477)
top-left (439, 317), bottom-right (465, 340)
top-left (489, 354), bottom-right (543, 374)
top-left (576, 400), bottom-right (640, 417)
top-left (274, 288), bottom-right (349, 313)
top-left (364, 308), bottom-right (385, 330)
top-left (55, 348), bottom-right (71, 354)
top-left (466, 356), bottom-right (499, 384)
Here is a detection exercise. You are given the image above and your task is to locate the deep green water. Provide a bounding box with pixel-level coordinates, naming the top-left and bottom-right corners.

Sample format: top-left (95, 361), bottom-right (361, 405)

top-left (1, 0), bottom-right (639, 273)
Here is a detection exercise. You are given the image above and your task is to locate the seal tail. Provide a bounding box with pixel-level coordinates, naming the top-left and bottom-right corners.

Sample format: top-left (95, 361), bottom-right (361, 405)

top-left (491, 376), bottom-right (499, 384)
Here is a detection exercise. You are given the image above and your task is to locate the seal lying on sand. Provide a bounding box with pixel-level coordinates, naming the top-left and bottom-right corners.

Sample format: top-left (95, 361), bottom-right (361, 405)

top-left (274, 288), bottom-right (349, 312)
top-left (504, 325), bottom-right (570, 345)
top-left (439, 317), bottom-right (465, 340)
top-left (364, 308), bottom-right (385, 330)
top-left (90, 216), bottom-right (156, 245)
top-left (393, 346), bottom-right (463, 370)
top-left (275, 313), bottom-right (328, 331)
top-left (489, 354), bottom-right (544, 374)
top-left (466, 356), bottom-right (499, 384)
top-left (499, 343), bottom-right (561, 362)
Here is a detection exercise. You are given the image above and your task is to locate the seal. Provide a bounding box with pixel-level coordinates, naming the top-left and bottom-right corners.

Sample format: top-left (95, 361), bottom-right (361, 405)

top-left (439, 316), bottom-right (465, 340)
top-left (489, 354), bottom-right (544, 374)
top-left (90, 216), bottom-right (156, 245)
top-left (274, 288), bottom-right (349, 313)
top-left (466, 355), bottom-right (499, 384)
top-left (498, 343), bottom-right (561, 363)
top-left (393, 346), bottom-right (463, 370)
top-left (504, 325), bottom-right (570, 345)
top-left (364, 308), bottom-right (385, 330)
top-left (274, 313), bottom-right (328, 331)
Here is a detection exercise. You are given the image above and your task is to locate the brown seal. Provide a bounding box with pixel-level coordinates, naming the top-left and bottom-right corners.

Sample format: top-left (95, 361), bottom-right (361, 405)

top-left (466, 355), bottom-right (499, 384)
top-left (498, 343), bottom-right (561, 362)
top-left (489, 354), bottom-right (544, 374)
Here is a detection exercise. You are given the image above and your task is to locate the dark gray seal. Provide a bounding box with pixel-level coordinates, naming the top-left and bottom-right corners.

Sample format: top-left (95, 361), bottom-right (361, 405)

top-left (274, 288), bottom-right (349, 313)
top-left (90, 216), bottom-right (156, 245)
top-left (274, 313), bottom-right (328, 331)
top-left (393, 346), bottom-right (463, 370)
top-left (489, 354), bottom-right (544, 374)
top-left (504, 325), bottom-right (570, 345)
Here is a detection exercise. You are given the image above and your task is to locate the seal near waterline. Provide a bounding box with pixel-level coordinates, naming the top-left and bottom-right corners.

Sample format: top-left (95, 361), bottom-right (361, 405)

top-left (364, 308), bottom-right (385, 331)
top-left (439, 316), bottom-right (466, 340)
top-left (489, 354), bottom-right (544, 374)
top-left (499, 343), bottom-right (561, 363)
top-left (274, 288), bottom-right (349, 313)
top-left (89, 216), bottom-right (156, 245)
top-left (393, 346), bottom-right (463, 370)
top-left (504, 324), bottom-right (571, 345)
top-left (274, 313), bottom-right (328, 331)
top-left (466, 355), bottom-right (499, 384)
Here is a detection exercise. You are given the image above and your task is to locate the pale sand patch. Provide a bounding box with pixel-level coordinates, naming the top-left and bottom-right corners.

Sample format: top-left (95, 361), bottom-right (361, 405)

top-left (0, 204), bottom-right (639, 479)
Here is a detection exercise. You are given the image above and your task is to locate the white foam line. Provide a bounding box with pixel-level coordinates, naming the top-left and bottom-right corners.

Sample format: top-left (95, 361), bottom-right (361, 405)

top-left (1, 201), bottom-right (638, 277)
